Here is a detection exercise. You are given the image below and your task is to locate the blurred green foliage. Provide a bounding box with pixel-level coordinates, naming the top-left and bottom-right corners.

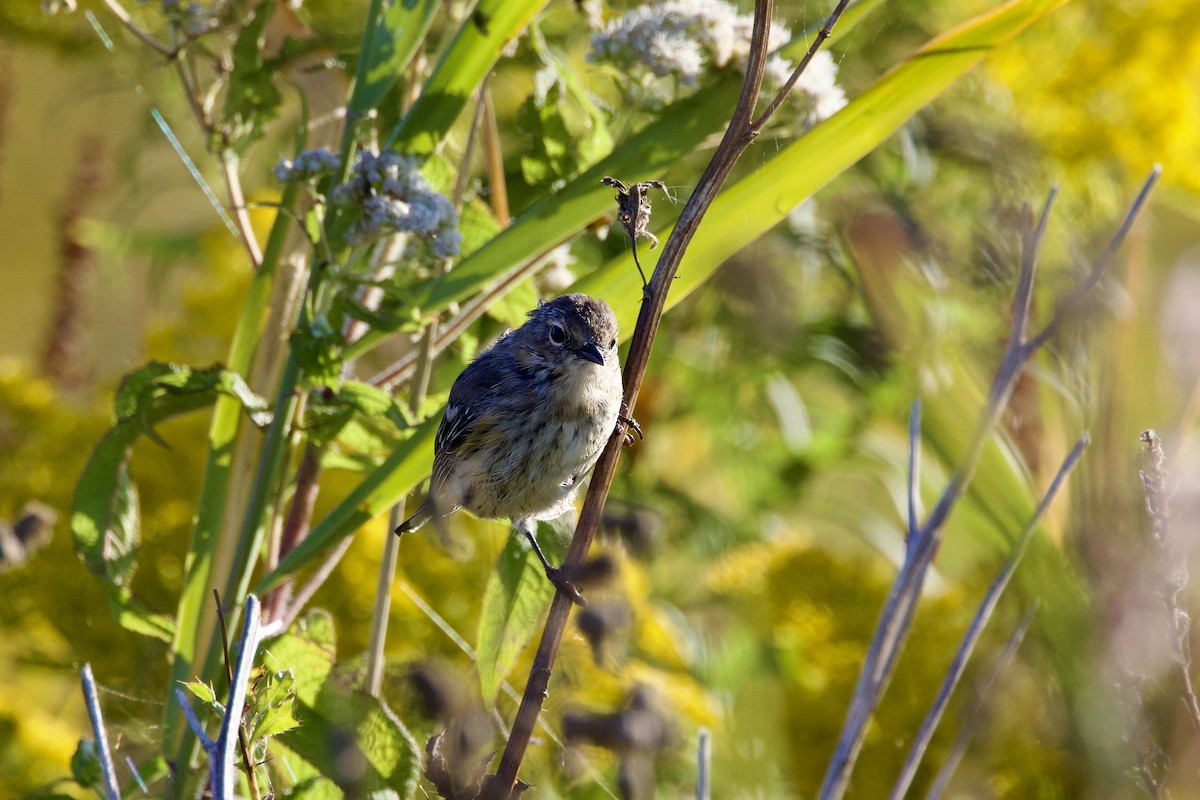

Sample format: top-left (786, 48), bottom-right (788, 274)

top-left (2, 0), bottom-right (1200, 797)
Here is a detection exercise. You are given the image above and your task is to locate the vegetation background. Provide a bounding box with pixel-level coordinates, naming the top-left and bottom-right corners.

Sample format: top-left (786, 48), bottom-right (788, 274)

top-left (2, 0), bottom-right (1199, 797)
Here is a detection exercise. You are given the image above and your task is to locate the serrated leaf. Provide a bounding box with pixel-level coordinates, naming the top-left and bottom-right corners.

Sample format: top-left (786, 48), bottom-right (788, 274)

top-left (247, 668), bottom-right (300, 741)
top-left (476, 515), bottom-right (571, 704)
top-left (292, 318), bottom-right (346, 391)
top-left (263, 611), bottom-right (420, 796)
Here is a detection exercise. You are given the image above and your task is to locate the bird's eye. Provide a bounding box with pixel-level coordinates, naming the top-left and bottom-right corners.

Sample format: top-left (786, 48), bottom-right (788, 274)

top-left (608, 337), bottom-right (617, 349)
top-left (548, 323), bottom-right (567, 346)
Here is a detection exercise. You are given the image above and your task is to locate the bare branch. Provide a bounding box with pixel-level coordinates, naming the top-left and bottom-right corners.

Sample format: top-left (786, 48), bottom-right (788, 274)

top-left (906, 400), bottom-right (922, 543)
top-left (1026, 166), bottom-right (1160, 352)
top-left (888, 436), bottom-right (1087, 800)
top-left (100, 0), bottom-right (173, 57)
top-left (752, 0), bottom-right (852, 131)
top-left (81, 664), bottom-right (121, 800)
top-left (923, 606), bottom-right (1036, 800)
top-left (817, 169), bottom-right (1159, 800)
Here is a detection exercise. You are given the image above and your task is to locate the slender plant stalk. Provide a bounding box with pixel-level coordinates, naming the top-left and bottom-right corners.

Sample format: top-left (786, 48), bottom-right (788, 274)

top-left (887, 437), bottom-right (1087, 800)
top-left (697, 729), bottom-right (711, 800)
top-left (364, 318), bottom-right (438, 696)
top-left (81, 664), bottom-right (121, 800)
top-left (923, 607), bottom-right (1036, 800)
top-left (100, 0), bottom-right (172, 55)
top-left (213, 591), bottom-right (261, 800)
top-left (817, 168), bottom-right (1160, 800)
top-left (167, 179), bottom-right (298, 764)
top-left (481, 88), bottom-right (510, 226)
top-left (481, 0), bottom-right (855, 794)
top-left (1138, 429), bottom-right (1200, 737)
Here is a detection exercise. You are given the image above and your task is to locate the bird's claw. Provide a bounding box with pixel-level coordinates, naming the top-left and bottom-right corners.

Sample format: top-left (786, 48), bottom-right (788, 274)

top-left (546, 567), bottom-right (587, 607)
top-left (620, 415), bottom-right (643, 446)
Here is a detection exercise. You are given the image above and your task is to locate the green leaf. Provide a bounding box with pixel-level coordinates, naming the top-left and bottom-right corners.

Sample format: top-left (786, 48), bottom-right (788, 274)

top-left (224, 1), bottom-right (282, 155)
top-left (74, 362), bottom-right (271, 643)
top-left (70, 740), bottom-right (104, 793)
top-left (391, 0), bottom-right (551, 155)
top-left (278, 776), bottom-right (342, 800)
top-left (304, 380), bottom-right (411, 457)
top-left (292, 317), bottom-right (346, 391)
top-left (263, 612), bottom-right (421, 796)
top-left (182, 680), bottom-right (220, 709)
top-left (476, 515), bottom-right (571, 704)
top-left (247, 668), bottom-right (300, 741)
top-left (482, 276), bottom-right (540, 330)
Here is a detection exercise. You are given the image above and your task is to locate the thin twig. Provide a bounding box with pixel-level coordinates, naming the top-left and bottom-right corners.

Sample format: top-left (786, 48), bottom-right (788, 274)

top-left (267, 535), bottom-right (356, 637)
top-left (215, 594), bottom-right (262, 800)
top-left (888, 437), bottom-right (1087, 800)
top-left (213, 590), bottom-right (262, 800)
top-left (100, 0), bottom-right (173, 56)
top-left (752, 0), bottom-right (851, 130)
top-left (816, 170), bottom-right (1160, 800)
top-left (480, 0), bottom-right (856, 796)
top-left (697, 728), bottom-right (712, 800)
top-left (365, 504), bottom-right (405, 696)
top-left (923, 607), bottom-right (1036, 800)
top-left (481, 88), bottom-right (510, 226)
top-left (264, 443), bottom-right (323, 622)
top-left (220, 150), bottom-right (265, 268)
top-left (81, 664), bottom-right (121, 800)
top-left (906, 400), bottom-right (921, 543)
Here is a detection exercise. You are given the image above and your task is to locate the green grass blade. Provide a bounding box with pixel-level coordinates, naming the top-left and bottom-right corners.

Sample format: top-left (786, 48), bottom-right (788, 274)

top-left (350, 0), bottom-right (440, 117)
top-left (390, 0), bottom-right (551, 155)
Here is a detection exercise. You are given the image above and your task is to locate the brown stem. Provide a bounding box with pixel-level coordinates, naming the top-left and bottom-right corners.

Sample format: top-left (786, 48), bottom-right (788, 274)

top-left (752, 0), bottom-right (851, 130)
top-left (264, 442), bottom-right (322, 622)
top-left (481, 88), bottom-right (510, 226)
top-left (481, 0), bottom-right (821, 795)
top-left (220, 149), bottom-right (265, 268)
top-left (44, 134), bottom-right (104, 389)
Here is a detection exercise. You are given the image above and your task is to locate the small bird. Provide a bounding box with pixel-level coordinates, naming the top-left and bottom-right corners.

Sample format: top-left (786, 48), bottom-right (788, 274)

top-left (395, 293), bottom-right (627, 603)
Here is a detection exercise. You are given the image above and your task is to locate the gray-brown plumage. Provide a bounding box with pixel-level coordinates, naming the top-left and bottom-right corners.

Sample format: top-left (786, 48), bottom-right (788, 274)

top-left (396, 293), bottom-right (624, 600)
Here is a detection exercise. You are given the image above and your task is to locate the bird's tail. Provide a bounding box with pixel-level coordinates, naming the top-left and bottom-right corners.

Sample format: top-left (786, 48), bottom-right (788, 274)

top-left (395, 499), bottom-right (434, 535)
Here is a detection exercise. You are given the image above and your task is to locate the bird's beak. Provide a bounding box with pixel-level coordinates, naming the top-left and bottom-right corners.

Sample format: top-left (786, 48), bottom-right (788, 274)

top-left (577, 342), bottom-right (605, 365)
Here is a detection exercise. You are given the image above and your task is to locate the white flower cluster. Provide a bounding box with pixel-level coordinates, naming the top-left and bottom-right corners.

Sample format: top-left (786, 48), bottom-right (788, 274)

top-left (273, 148), bottom-right (342, 183)
top-left (590, 0), bottom-right (845, 123)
